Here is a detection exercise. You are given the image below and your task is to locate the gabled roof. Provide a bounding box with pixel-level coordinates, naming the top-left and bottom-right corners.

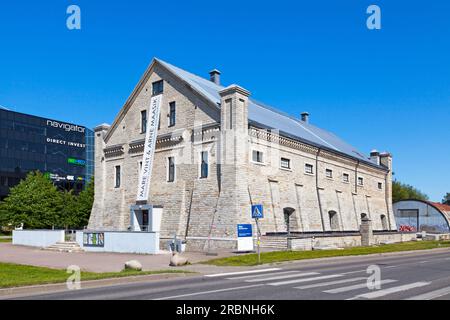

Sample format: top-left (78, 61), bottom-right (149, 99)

top-left (156, 58), bottom-right (377, 166)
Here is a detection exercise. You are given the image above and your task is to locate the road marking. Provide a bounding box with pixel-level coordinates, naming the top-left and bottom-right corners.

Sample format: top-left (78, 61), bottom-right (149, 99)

top-left (267, 274), bottom-right (343, 286)
top-left (204, 268), bottom-right (282, 278)
top-left (419, 261), bottom-right (430, 264)
top-left (352, 282), bottom-right (431, 300)
top-left (294, 277), bottom-right (367, 290)
top-left (406, 286), bottom-right (450, 300)
top-left (227, 271), bottom-right (298, 280)
top-left (325, 279), bottom-right (397, 294)
top-left (245, 272), bottom-right (320, 283)
top-left (153, 284), bottom-right (264, 300)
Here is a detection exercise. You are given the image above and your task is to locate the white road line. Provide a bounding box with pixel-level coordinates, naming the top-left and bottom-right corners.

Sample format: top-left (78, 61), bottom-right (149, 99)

top-left (153, 284), bottom-right (264, 300)
top-left (324, 279), bottom-right (397, 294)
top-left (267, 274), bottom-right (343, 286)
top-left (204, 268), bottom-right (282, 278)
top-left (406, 286), bottom-right (450, 300)
top-left (352, 282), bottom-right (431, 300)
top-left (227, 271), bottom-right (298, 280)
top-left (245, 272), bottom-right (320, 283)
top-left (294, 277), bottom-right (367, 290)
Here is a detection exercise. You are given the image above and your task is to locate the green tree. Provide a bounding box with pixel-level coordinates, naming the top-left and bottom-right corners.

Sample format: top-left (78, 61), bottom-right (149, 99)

top-left (0, 171), bottom-right (64, 229)
top-left (392, 180), bottom-right (429, 203)
top-left (443, 193), bottom-right (450, 205)
top-left (0, 173), bottom-right (95, 230)
top-left (73, 178), bottom-right (94, 228)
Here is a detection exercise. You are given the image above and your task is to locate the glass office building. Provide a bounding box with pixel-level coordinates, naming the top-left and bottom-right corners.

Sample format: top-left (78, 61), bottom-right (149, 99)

top-left (0, 108), bottom-right (94, 200)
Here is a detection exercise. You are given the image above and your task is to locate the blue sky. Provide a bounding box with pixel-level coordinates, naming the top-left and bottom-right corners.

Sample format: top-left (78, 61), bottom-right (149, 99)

top-left (0, 0), bottom-right (449, 201)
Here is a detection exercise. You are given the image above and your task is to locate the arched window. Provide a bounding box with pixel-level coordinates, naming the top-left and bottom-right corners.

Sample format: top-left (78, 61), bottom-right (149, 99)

top-left (329, 211), bottom-right (339, 231)
top-left (283, 207), bottom-right (295, 235)
top-left (380, 214), bottom-right (388, 230)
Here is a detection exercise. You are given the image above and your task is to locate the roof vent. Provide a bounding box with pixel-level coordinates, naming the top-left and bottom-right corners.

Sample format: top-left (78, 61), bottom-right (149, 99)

top-left (301, 112), bottom-right (310, 123)
top-left (209, 69), bottom-right (221, 85)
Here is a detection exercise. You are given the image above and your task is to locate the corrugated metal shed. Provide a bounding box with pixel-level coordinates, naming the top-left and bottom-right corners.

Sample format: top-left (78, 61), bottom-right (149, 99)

top-left (156, 58), bottom-right (376, 166)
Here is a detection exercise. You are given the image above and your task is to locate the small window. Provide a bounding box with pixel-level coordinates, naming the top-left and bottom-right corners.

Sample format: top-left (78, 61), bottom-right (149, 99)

top-left (252, 150), bottom-right (263, 163)
top-left (200, 151), bottom-right (208, 179)
top-left (280, 158), bottom-right (291, 169)
top-left (378, 182), bottom-right (383, 190)
top-left (358, 177), bottom-right (364, 186)
top-left (168, 157), bottom-right (175, 182)
top-left (326, 169), bottom-right (333, 179)
top-left (152, 80), bottom-right (164, 95)
top-left (169, 102), bottom-right (176, 127)
top-left (114, 165), bottom-right (121, 188)
top-left (305, 163), bottom-right (314, 174)
top-left (343, 173), bottom-right (350, 183)
top-left (141, 110), bottom-right (147, 133)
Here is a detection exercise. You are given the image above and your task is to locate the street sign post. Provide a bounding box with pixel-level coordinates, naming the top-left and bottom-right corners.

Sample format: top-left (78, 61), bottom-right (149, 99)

top-left (251, 205), bottom-right (264, 264)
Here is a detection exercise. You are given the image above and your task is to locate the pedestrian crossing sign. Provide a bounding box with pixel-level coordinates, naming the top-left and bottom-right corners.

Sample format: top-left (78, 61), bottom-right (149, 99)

top-left (252, 204), bottom-right (264, 219)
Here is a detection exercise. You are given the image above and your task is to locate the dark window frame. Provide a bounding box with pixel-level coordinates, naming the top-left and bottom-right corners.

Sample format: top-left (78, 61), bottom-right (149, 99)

top-left (141, 110), bottom-right (147, 133)
top-left (114, 165), bottom-right (121, 188)
top-left (169, 102), bottom-right (176, 127)
top-left (152, 80), bottom-right (164, 96)
top-left (252, 150), bottom-right (264, 163)
top-left (168, 157), bottom-right (175, 182)
top-left (200, 151), bottom-right (208, 179)
top-left (280, 157), bottom-right (291, 169)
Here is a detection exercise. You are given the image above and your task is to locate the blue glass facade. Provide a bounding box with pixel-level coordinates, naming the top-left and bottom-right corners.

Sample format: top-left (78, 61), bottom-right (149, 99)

top-left (0, 109), bottom-right (94, 200)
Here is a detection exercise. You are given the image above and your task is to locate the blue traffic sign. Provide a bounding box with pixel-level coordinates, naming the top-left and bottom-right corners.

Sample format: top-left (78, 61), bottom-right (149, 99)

top-left (237, 224), bottom-right (253, 238)
top-left (252, 204), bottom-right (264, 219)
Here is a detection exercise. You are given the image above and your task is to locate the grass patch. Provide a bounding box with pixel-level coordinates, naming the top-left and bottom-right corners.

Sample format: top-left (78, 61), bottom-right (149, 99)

top-left (0, 239), bottom-right (11, 243)
top-left (0, 262), bottom-right (191, 288)
top-left (204, 241), bottom-right (450, 266)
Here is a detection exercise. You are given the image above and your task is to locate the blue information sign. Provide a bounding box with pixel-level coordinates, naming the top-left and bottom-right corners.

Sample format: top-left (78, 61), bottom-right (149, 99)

top-left (252, 204), bottom-right (264, 219)
top-left (237, 224), bottom-right (253, 238)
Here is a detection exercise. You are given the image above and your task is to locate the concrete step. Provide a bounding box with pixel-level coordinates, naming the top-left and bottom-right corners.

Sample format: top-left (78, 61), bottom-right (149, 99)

top-left (44, 241), bottom-right (84, 253)
top-left (260, 237), bottom-right (288, 249)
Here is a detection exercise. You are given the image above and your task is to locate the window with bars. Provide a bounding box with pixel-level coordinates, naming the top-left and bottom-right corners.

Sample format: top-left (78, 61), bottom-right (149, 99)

top-left (305, 163), bottom-right (314, 174)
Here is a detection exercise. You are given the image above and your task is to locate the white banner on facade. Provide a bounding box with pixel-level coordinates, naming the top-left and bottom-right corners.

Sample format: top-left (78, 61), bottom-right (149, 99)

top-left (136, 95), bottom-right (162, 202)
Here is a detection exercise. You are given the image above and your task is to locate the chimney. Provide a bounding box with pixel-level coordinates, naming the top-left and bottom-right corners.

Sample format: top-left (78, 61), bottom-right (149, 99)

top-left (301, 112), bottom-right (310, 123)
top-left (370, 150), bottom-right (380, 165)
top-left (209, 69), bottom-right (221, 85)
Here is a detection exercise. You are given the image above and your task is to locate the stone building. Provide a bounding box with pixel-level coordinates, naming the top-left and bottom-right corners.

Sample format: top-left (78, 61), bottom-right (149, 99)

top-left (89, 58), bottom-right (397, 249)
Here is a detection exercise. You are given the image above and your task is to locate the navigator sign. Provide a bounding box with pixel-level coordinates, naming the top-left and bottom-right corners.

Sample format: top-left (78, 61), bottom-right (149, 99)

top-left (46, 120), bottom-right (85, 133)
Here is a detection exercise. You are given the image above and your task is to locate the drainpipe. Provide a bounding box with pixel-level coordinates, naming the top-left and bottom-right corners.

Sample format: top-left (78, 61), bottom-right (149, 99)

top-left (384, 170), bottom-right (393, 230)
top-left (315, 148), bottom-right (326, 232)
top-left (355, 160), bottom-right (360, 195)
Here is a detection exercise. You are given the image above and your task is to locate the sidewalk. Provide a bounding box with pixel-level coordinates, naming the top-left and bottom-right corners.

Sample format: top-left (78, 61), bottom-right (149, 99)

top-left (0, 243), bottom-right (251, 274)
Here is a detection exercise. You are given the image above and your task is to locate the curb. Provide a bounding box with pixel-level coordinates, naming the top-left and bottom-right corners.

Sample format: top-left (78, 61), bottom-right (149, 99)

top-left (0, 272), bottom-right (196, 300)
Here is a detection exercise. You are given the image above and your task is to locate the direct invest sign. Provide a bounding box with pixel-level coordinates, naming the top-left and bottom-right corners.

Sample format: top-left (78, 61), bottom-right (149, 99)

top-left (136, 95), bottom-right (162, 202)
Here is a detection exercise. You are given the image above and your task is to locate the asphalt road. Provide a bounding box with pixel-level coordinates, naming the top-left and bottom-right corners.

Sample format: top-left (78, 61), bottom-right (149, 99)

top-left (9, 249), bottom-right (450, 300)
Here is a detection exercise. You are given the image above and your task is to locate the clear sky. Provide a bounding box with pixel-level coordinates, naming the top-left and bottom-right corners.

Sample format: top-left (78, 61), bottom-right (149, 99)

top-left (0, 0), bottom-right (449, 201)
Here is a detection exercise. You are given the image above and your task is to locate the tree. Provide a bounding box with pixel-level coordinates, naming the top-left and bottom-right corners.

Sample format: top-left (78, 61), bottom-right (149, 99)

top-left (443, 193), bottom-right (450, 205)
top-left (392, 180), bottom-right (429, 203)
top-left (0, 171), bottom-right (64, 229)
top-left (73, 178), bottom-right (94, 228)
top-left (0, 172), bottom-right (95, 230)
